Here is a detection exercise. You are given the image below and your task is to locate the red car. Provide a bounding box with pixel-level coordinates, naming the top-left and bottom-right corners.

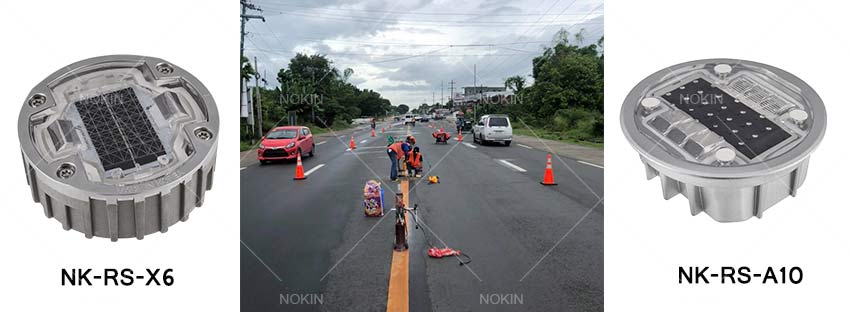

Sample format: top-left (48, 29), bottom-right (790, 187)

top-left (257, 126), bottom-right (315, 163)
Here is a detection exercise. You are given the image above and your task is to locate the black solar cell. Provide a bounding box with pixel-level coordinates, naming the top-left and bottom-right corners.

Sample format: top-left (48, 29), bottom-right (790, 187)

top-left (662, 78), bottom-right (790, 159)
top-left (75, 88), bottom-right (166, 170)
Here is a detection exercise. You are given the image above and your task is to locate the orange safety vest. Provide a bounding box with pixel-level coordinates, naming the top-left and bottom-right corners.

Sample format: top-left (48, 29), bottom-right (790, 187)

top-left (407, 151), bottom-right (422, 167)
top-left (388, 142), bottom-right (405, 159)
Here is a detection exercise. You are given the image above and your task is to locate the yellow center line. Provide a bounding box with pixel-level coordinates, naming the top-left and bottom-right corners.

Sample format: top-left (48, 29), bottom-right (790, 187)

top-left (386, 179), bottom-right (409, 312)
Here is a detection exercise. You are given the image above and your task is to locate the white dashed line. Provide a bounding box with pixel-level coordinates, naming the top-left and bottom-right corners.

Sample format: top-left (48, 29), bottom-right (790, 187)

top-left (462, 142), bottom-right (477, 149)
top-left (316, 141), bottom-right (327, 145)
top-left (360, 139), bottom-right (368, 144)
top-left (497, 159), bottom-right (527, 172)
top-left (241, 167), bottom-right (246, 171)
top-left (304, 164), bottom-right (325, 176)
top-left (578, 160), bottom-right (604, 169)
top-left (517, 143), bottom-right (533, 149)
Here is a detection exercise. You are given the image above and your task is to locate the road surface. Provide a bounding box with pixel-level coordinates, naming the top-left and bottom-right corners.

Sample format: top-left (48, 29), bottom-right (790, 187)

top-left (241, 119), bottom-right (603, 311)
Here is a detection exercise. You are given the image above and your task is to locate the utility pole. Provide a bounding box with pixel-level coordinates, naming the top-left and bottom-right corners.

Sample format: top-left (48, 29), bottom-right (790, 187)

top-left (473, 64), bottom-right (477, 121)
top-left (449, 80), bottom-right (454, 110)
top-left (440, 80), bottom-right (443, 109)
top-left (240, 0), bottom-right (264, 140)
top-left (254, 57), bottom-right (263, 138)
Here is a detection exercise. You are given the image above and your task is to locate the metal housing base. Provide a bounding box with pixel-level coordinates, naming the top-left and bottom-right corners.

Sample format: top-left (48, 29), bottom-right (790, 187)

top-left (23, 156), bottom-right (216, 241)
top-left (641, 156), bottom-right (809, 222)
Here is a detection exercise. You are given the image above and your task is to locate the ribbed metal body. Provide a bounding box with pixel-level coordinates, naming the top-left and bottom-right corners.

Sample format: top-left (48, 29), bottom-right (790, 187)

top-left (621, 59), bottom-right (825, 222)
top-left (18, 55), bottom-right (219, 240)
top-left (23, 154), bottom-right (215, 240)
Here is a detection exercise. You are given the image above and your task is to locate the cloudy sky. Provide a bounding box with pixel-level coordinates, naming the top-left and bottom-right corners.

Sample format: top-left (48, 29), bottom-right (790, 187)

top-left (243, 0), bottom-right (603, 108)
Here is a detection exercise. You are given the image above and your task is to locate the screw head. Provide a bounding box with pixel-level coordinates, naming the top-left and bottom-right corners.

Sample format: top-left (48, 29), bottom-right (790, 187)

top-left (57, 163), bottom-right (76, 179)
top-left (715, 148), bottom-right (736, 162)
top-left (714, 64), bottom-right (732, 75)
top-left (155, 62), bottom-right (174, 74)
top-left (28, 93), bottom-right (47, 107)
top-left (789, 109), bottom-right (809, 123)
top-left (194, 128), bottom-right (213, 140)
top-left (640, 97), bottom-right (660, 110)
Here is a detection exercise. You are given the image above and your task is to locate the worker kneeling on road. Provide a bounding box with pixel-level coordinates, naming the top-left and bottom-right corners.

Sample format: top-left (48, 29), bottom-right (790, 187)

top-left (387, 136), bottom-right (414, 181)
top-left (432, 128), bottom-right (450, 143)
top-left (406, 146), bottom-right (424, 178)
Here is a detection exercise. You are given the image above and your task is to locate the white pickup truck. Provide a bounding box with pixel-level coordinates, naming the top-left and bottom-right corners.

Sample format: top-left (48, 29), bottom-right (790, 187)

top-left (404, 114), bottom-right (416, 126)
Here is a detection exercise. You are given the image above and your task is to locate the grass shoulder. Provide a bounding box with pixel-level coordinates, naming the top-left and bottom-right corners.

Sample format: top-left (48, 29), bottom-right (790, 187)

top-left (512, 127), bottom-right (603, 149)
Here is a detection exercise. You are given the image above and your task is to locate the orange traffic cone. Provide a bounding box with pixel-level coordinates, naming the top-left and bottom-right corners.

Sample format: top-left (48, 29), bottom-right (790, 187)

top-left (371, 129), bottom-right (376, 137)
top-left (349, 135), bottom-right (356, 150)
top-left (457, 132), bottom-right (463, 142)
top-left (382, 127), bottom-right (385, 133)
top-left (293, 153), bottom-right (306, 180)
top-left (540, 154), bottom-right (557, 185)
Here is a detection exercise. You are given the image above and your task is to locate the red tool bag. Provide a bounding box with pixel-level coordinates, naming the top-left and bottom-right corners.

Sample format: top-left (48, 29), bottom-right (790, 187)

top-left (428, 247), bottom-right (460, 258)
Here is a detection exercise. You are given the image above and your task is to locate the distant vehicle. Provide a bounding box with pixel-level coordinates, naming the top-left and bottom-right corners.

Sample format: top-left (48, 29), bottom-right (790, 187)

top-left (472, 114), bottom-right (512, 146)
top-left (404, 114), bottom-right (416, 126)
top-left (257, 126), bottom-right (315, 163)
top-left (420, 115), bottom-right (430, 122)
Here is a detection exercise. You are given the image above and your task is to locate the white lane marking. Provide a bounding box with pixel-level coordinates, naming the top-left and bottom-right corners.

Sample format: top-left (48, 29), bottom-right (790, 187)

top-left (578, 160), bottom-right (604, 169)
top-left (316, 140), bottom-right (327, 145)
top-left (462, 142), bottom-right (477, 149)
top-left (517, 143), bottom-right (533, 149)
top-left (345, 148), bottom-right (352, 151)
top-left (498, 159), bottom-right (527, 172)
top-left (241, 167), bottom-right (246, 171)
top-left (304, 164), bottom-right (325, 176)
top-left (360, 139), bottom-right (368, 144)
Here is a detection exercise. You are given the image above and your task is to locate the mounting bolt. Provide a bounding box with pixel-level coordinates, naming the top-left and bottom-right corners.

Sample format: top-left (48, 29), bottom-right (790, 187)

top-left (789, 109), bottom-right (808, 125)
top-left (155, 62), bottom-right (174, 74)
top-left (714, 64), bottom-right (732, 80)
top-left (640, 97), bottom-right (661, 112)
top-left (194, 127), bottom-right (213, 140)
top-left (28, 93), bottom-right (47, 107)
top-left (715, 147), bottom-right (736, 164)
top-left (57, 163), bottom-right (76, 179)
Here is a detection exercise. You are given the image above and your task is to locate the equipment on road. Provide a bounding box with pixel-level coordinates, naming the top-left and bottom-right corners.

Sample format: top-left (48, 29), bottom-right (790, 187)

top-left (349, 135), bottom-right (356, 150)
top-left (427, 176), bottom-right (439, 184)
top-left (363, 180), bottom-right (384, 217)
top-left (541, 154), bottom-right (557, 185)
top-left (457, 132), bottom-right (463, 142)
top-left (393, 192), bottom-right (411, 251)
top-left (18, 55), bottom-right (219, 241)
top-left (371, 129), bottom-right (376, 137)
top-left (293, 153), bottom-right (306, 180)
top-left (621, 59), bottom-right (827, 222)
top-left (382, 127), bottom-right (385, 133)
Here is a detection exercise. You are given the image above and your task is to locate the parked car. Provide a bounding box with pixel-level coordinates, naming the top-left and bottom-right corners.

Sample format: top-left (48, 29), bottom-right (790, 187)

top-left (257, 126), bottom-right (315, 163)
top-left (472, 114), bottom-right (512, 146)
top-left (404, 114), bottom-right (416, 126)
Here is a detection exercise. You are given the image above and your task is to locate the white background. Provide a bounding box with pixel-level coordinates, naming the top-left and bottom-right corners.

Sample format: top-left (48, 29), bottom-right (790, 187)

top-left (0, 1), bottom-right (238, 311)
top-left (605, 0), bottom-right (850, 310)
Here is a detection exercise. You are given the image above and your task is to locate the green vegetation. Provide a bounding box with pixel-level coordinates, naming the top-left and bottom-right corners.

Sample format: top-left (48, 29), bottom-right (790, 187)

top-left (240, 54), bottom-right (394, 144)
top-left (476, 28), bottom-right (604, 145)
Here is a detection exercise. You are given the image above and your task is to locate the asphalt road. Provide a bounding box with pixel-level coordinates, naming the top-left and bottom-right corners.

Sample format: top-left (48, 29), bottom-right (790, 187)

top-left (241, 119), bottom-right (603, 311)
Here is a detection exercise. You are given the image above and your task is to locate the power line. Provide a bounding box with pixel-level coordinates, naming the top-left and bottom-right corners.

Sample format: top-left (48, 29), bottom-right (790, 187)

top-left (265, 10), bottom-right (602, 27)
top-left (254, 1), bottom-right (596, 17)
top-left (248, 33), bottom-right (552, 47)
